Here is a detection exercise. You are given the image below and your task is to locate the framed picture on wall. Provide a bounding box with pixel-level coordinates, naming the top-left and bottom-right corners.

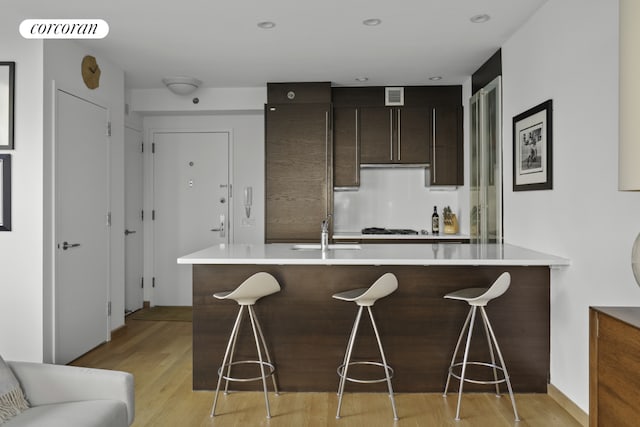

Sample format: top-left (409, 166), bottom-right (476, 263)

top-left (0, 62), bottom-right (15, 150)
top-left (513, 99), bottom-right (553, 191)
top-left (0, 154), bottom-right (11, 231)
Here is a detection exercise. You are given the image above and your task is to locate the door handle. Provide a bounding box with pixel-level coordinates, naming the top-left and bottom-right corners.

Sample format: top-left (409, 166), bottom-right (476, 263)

top-left (61, 241), bottom-right (81, 250)
top-left (210, 214), bottom-right (226, 238)
top-left (124, 229), bottom-right (137, 236)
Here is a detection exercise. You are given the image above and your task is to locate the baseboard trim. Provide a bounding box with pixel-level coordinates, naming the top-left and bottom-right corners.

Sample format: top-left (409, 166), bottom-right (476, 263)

top-left (548, 384), bottom-right (588, 426)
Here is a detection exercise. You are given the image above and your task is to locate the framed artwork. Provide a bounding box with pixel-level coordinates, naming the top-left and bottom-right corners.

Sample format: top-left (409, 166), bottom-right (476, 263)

top-left (0, 62), bottom-right (15, 149)
top-left (513, 99), bottom-right (553, 191)
top-left (0, 154), bottom-right (11, 231)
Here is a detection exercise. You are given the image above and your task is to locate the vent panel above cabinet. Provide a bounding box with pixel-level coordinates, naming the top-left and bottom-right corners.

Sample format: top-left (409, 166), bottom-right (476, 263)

top-left (385, 87), bottom-right (404, 106)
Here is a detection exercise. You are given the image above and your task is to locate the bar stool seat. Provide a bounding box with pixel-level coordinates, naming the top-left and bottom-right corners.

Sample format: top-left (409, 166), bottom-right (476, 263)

top-left (442, 271), bottom-right (520, 421)
top-left (333, 272), bottom-right (399, 420)
top-left (210, 272), bottom-right (280, 419)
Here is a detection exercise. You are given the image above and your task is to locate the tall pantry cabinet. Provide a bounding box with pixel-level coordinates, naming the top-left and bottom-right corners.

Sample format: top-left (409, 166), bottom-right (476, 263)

top-left (265, 83), bottom-right (333, 243)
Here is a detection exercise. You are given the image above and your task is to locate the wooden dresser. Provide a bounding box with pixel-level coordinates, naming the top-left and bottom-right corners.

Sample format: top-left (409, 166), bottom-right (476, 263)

top-left (589, 307), bottom-right (640, 427)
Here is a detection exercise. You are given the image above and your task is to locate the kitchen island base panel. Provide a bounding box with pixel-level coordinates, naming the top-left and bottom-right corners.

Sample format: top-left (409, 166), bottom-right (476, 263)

top-left (193, 265), bottom-right (549, 393)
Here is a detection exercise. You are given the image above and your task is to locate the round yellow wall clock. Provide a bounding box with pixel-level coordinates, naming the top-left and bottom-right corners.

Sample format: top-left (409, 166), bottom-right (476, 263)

top-left (81, 55), bottom-right (101, 89)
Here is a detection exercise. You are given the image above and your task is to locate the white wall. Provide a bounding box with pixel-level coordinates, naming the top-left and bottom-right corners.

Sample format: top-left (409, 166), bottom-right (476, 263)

top-left (43, 40), bottom-right (126, 358)
top-left (0, 12), bottom-right (44, 362)
top-left (502, 0), bottom-right (640, 412)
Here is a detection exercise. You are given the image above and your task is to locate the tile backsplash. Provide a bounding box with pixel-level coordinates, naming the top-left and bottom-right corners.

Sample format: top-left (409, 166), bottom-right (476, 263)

top-left (333, 168), bottom-right (462, 233)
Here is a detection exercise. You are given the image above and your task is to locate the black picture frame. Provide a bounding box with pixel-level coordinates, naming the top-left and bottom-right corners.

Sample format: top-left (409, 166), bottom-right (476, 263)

top-left (0, 62), bottom-right (15, 150)
top-left (512, 99), bottom-right (553, 191)
top-left (0, 154), bottom-right (11, 231)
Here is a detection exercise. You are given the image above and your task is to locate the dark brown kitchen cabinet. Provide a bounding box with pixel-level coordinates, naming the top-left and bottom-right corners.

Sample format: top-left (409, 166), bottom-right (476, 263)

top-left (333, 107), bottom-right (360, 188)
top-left (265, 103), bottom-right (333, 243)
top-left (360, 107), bottom-right (392, 164)
top-left (430, 104), bottom-right (463, 186)
top-left (359, 107), bottom-right (430, 165)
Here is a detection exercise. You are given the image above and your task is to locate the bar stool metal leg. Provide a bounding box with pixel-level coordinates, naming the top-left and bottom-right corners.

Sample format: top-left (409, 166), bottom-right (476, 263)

top-left (336, 306), bottom-right (363, 419)
top-left (443, 307), bottom-right (473, 396)
top-left (454, 306), bottom-right (477, 421)
top-left (481, 309), bottom-right (501, 397)
top-left (247, 305), bottom-right (273, 419)
top-left (250, 305), bottom-right (279, 395)
top-left (336, 310), bottom-right (362, 398)
top-left (367, 306), bottom-right (399, 421)
top-left (223, 307), bottom-right (244, 395)
top-left (211, 305), bottom-right (245, 417)
top-left (480, 307), bottom-right (520, 421)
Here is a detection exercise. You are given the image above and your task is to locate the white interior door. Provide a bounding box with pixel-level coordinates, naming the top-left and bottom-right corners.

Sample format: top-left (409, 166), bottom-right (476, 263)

top-left (125, 126), bottom-right (143, 313)
top-left (153, 131), bottom-right (229, 306)
top-left (55, 90), bottom-right (109, 364)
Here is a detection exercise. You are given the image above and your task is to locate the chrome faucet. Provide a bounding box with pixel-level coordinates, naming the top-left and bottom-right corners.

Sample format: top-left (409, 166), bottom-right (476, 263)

top-left (321, 215), bottom-right (331, 252)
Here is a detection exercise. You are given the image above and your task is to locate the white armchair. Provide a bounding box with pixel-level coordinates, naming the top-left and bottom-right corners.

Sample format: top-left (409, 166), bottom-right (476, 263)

top-left (4, 361), bottom-right (134, 427)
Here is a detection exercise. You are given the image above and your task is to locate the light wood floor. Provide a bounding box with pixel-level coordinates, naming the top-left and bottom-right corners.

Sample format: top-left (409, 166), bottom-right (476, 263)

top-left (72, 318), bottom-right (583, 427)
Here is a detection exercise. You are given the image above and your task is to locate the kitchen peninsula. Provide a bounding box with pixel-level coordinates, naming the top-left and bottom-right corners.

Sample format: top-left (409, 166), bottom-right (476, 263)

top-left (178, 243), bottom-right (568, 393)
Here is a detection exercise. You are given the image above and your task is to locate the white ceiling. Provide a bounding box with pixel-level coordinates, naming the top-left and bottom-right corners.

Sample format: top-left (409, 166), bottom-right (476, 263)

top-left (14, 0), bottom-right (547, 90)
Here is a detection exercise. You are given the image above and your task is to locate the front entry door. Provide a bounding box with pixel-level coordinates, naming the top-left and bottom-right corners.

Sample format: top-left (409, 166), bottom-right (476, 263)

top-left (153, 131), bottom-right (230, 306)
top-left (55, 89), bottom-right (109, 364)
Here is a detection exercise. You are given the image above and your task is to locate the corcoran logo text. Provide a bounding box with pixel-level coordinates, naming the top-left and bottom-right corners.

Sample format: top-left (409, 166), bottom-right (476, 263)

top-left (20, 19), bottom-right (109, 39)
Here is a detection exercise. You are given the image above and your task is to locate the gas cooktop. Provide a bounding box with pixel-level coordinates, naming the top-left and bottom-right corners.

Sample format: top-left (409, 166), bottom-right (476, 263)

top-left (361, 227), bottom-right (419, 235)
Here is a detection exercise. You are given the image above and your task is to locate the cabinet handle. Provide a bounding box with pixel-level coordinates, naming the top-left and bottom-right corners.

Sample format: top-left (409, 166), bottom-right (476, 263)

top-left (389, 109), bottom-right (393, 161)
top-left (432, 108), bottom-right (437, 184)
top-left (325, 110), bottom-right (330, 217)
top-left (355, 109), bottom-right (359, 184)
top-left (397, 109), bottom-right (401, 161)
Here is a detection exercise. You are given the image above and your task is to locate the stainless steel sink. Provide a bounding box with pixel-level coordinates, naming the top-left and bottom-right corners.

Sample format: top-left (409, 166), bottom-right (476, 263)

top-left (291, 244), bottom-right (361, 250)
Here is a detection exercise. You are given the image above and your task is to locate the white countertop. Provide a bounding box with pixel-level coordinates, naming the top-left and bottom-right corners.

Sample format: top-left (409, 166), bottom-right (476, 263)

top-left (333, 232), bottom-right (470, 240)
top-left (178, 243), bottom-right (570, 267)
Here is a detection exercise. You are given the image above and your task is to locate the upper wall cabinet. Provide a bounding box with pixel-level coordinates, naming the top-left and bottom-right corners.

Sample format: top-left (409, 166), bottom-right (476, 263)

top-left (332, 86), bottom-right (463, 187)
top-left (333, 106), bottom-right (360, 188)
top-left (359, 106), bottom-right (430, 164)
top-left (430, 104), bottom-right (463, 186)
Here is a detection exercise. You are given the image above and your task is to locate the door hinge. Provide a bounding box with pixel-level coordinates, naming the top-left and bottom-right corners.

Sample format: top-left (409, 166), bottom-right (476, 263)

top-left (108, 301), bottom-right (112, 316)
top-left (107, 121), bottom-right (112, 137)
top-left (141, 142), bottom-right (144, 153)
top-left (152, 277), bottom-right (156, 288)
top-left (141, 210), bottom-right (144, 221)
top-left (141, 277), bottom-right (144, 289)
top-left (107, 212), bottom-right (112, 227)
top-left (152, 210), bottom-right (155, 221)
top-left (152, 142), bottom-right (155, 154)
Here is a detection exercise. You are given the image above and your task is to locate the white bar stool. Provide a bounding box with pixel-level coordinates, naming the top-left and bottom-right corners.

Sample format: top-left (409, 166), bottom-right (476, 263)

top-left (210, 272), bottom-right (280, 419)
top-left (333, 272), bottom-right (399, 420)
top-left (442, 271), bottom-right (520, 421)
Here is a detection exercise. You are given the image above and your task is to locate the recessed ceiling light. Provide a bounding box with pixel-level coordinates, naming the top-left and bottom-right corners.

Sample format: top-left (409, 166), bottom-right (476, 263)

top-left (362, 18), bottom-right (382, 26)
top-left (470, 14), bottom-right (491, 23)
top-left (257, 21), bottom-right (276, 29)
top-left (355, 77), bottom-right (369, 82)
top-left (429, 76), bottom-right (443, 81)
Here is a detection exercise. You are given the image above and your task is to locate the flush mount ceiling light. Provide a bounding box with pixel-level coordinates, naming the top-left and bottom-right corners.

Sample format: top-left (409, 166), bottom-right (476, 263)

top-left (355, 77), bottom-right (369, 82)
top-left (162, 76), bottom-right (202, 95)
top-left (429, 76), bottom-right (443, 81)
top-left (257, 21), bottom-right (276, 29)
top-left (470, 14), bottom-right (491, 23)
top-left (362, 18), bottom-right (382, 26)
